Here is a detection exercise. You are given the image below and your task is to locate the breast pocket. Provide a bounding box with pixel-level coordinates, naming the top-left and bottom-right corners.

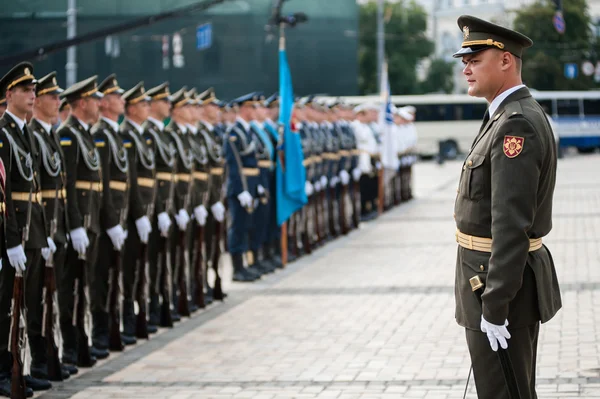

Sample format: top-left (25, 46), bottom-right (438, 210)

top-left (460, 153), bottom-right (486, 201)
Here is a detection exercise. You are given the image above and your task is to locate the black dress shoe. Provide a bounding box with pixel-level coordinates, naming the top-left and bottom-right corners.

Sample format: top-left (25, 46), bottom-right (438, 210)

top-left (62, 363), bottom-right (78, 375)
top-left (0, 377), bottom-right (33, 398)
top-left (90, 346), bottom-right (110, 359)
top-left (171, 310), bottom-right (181, 322)
top-left (204, 294), bottom-right (214, 306)
top-left (188, 302), bottom-right (199, 313)
top-left (30, 363), bottom-right (70, 381)
top-left (147, 324), bottom-right (158, 334)
top-left (121, 334), bottom-right (137, 346)
top-left (24, 375), bottom-right (52, 391)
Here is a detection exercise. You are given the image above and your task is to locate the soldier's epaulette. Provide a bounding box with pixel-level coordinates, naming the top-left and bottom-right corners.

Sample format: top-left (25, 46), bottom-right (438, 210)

top-left (505, 102), bottom-right (524, 119)
top-left (94, 138), bottom-right (106, 148)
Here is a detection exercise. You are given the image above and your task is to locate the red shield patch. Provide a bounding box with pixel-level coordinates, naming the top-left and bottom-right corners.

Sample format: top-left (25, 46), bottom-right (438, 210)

top-left (503, 136), bottom-right (524, 158)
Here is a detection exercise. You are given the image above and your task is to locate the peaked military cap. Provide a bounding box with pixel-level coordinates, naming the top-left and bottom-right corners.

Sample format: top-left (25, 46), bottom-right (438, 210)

top-left (453, 15), bottom-right (533, 58)
top-left (36, 72), bottom-right (64, 97)
top-left (198, 87), bottom-right (219, 105)
top-left (98, 73), bottom-right (124, 95)
top-left (146, 82), bottom-right (171, 101)
top-left (264, 93), bottom-right (279, 108)
top-left (171, 87), bottom-right (193, 108)
top-left (186, 87), bottom-right (199, 104)
top-left (60, 75), bottom-right (104, 103)
top-left (232, 92), bottom-right (263, 108)
top-left (0, 62), bottom-right (36, 95)
top-left (59, 98), bottom-right (69, 111)
top-left (123, 81), bottom-right (151, 105)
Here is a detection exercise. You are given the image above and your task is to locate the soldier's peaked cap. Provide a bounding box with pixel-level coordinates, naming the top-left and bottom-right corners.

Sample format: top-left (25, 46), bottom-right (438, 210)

top-left (60, 75), bottom-right (104, 102)
top-left (198, 87), bottom-right (219, 105)
top-left (123, 81), bottom-right (151, 105)
top-left (264, 93), bottom-right (279, 108)
top-left (171, 87), bottom-right (193, 108)
top-left (36, 72), bottom-right (64, 97)
top-left (98, 73), bottom-right (124, 95)
top-left (232, 92), bottom-right (263, 107)
top-left (146, 82), bottom-right (171, 101)
top-left (453, 15), bottom-right (533, 59)
top-left (0, 62), bottom-right (36, 94)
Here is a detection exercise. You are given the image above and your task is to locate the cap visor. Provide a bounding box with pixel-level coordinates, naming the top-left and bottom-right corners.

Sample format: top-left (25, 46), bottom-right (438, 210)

top-left (91, 91), bottom-right (104, 99)
top-left (453, 46), bottom-right (489, 58)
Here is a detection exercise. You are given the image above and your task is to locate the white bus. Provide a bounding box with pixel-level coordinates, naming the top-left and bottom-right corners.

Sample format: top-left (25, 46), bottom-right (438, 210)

top-left (336, 91), bottom-right (600, 158)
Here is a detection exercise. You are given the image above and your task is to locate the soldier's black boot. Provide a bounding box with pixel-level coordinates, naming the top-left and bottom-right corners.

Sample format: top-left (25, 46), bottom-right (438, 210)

top-left (232, 253), bottom-right (257, 282)
top-left (29, 336), bottom-right (69, 382)
top-left (248, 249), bottom-right (272, 275)
top-left (91, 311), bottom-right (109, 351)
top-left (0, 372), bottom-right (34, 397)
top-left (121, 299), bottom-right (138, 346)
top-left (269, 240), bottom-right (283, 269)
top-left (258, 247), bottom-right (277, 273)
top-left (148, 294), bottom-right (161, 331)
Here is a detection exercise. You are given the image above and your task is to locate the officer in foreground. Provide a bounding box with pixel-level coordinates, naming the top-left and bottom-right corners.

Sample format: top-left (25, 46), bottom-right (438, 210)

top-left (452, 15), bottom-right (561, 398)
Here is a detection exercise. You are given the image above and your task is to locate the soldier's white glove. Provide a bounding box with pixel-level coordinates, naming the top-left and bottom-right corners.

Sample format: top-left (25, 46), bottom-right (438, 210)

top-left (7, 245), bottom-right (27, 272)
top-left (70, 227), bottom-right (89, 255)
top-left (329, 176), bottom-right (339, 188)
top-left (314, 181), bottom-right (322, 192)
top-left (352, 168), bottom-right (362, 182)
top-left (194, 205), bottom-right (209, 226)
top-left (376, 162), bottom-right (382, 170)
top-left (211, 201), bottom-right (225, 222)
top-left (339, 170), bottom-right (350, 186)
top-left (481, 316), bottom-right (511, 351)
top-left (175, 208), bottom-right (190, 231)
top-left (305, 181), bottom-right (314, 197)
top-left (320, 176), bottom-right (328, 188)
top-left (157, 212), bottom-right (172, 237)
top-left (107, 224), bottom-right (126, 251)
top-left (135, 216), bottom-right (152, 244)
top-left (257, 185), bottom-right (266, 195)
top-left (237, 191), bottom-right (253, 208)
top-left (41, 237), bottom-right (57, 261)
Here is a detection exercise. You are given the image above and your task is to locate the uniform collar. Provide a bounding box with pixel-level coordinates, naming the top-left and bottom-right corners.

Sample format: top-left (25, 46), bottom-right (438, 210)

top-left (201, 120), bottom-right (214, 131)
top-left (488, 84), bottom-right (526, 119)
top-left (126, 118), bottom-right (144, 135)
top-left (186, 123), bottom-right (198, 134)
top-left (73, 116), bottom-right (89, 131)
top-left (236, 116), bottom-right (250, 132)
top-left (147, 117), bottom-right (164, 131)
top-left (101, 115), bottom-right (120, 132)
top-left (5, 110), bottom-right (26, 132)
top-left (176, 122), bottom-right (188, 134)
top-left (33, 117), bottom-right (52, 135)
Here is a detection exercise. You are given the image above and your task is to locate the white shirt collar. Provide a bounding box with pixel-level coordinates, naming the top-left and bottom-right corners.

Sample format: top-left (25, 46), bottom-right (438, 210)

top-left (236, 116), bottom-right (250, 132)
top-left (34, 118), bottom-right (53, 135)
top-left (74, 116), bottom-right (89, 131)
top-left (176, 122), bottom-right (188, 133)
top-left (488, 84), bottom-right (526, 119)
top-left (147, 117), bottom-right (164, 131)
top-left (5, 110), bottom-right (26, 132)
top-left (201, 120), bottom-right (214, 131)
top-left (101, 116), bottom-right (120, 132)
top-left (126, 118), bottom-right (144, 135)
top-left (186, 124), bottom-right (198, 134)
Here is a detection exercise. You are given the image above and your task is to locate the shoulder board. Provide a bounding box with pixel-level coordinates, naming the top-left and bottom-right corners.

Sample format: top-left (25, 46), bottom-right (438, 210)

top-left (60, 137), bottom-right (73, 146)
top-left (505, 101), bottom-right (524, 119)
top-left (94, 139), bottom-right (106, 148)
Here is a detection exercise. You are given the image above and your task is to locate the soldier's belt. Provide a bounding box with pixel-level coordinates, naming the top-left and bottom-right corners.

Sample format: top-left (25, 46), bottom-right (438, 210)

top-left (193, 171), bottom-right (208, 181)
top-left (138, 177), bottom-right (155, 188)
top-left (258, 160), bottom-right (273, 168)
top-left (456, 230), bottom-right (543, 253)
top-left (12, 191), bottom-right (41, 202)
top-left (351, 149), bottom-right (360, 156)
top-left (156, 172), bottom-right (175, 181)
top-left (41, 189), bottom-right (67, 199)
top-left (210, 167), bottom-right (224, 175)
top-left (75, 181), bottom-right (102, 192)
top-left (109, 181), bottom-right (127, 192)
top-left (177, 173), bottom-right (191, 182)
top-left (242, 168), bottom-right (259, 176)
top-left (303, 158), bottom-right (313, 167)
top-left (322, 153), bottom-right (341, 160)
top-left (339, 150), bottom-right (350, 156)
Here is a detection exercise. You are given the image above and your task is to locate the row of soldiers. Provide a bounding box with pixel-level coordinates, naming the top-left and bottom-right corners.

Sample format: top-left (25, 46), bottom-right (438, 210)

top-left (0, 61), bottom-right (417, 397)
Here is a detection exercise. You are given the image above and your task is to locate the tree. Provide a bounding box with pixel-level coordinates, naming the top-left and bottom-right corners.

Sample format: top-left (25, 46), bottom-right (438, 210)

top-left (359, 1), bottom-right (434, 95)
top-left (419, 59), bottom-right (455, 94)
top-left (513, 0), bottom-right (600, 90)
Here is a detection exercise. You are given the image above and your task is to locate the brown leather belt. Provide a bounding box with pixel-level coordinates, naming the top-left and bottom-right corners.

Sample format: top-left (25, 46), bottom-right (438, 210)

top-left (456, 229), bottom-right (543, 252)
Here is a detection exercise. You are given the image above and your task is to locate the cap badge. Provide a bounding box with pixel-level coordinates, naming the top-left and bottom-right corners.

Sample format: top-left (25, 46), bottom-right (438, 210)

top-left (24, 67), bottom-right (31, 76)
top-left (52, 77), bottom-right (57, 85)
top-left (463, 26), bottom-right (470, 40)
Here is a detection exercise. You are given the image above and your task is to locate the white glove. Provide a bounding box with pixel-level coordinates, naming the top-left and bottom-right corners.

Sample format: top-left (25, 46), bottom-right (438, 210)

top-left (305, 181), bottom-right (314, 197)
top-left (339, 170), bottom-right (350, 186)
top-left (320, 176), bottom-right (328, 188)
top-left (314, 181), bottom-right (322, 192)
top-left (237, 191), bottom-right (253, 208)
top-left (480, 316), bottom-right (511, 351)
top-left (135, 216), bottom-right (152, 244)
top-left (158, 212), bottom-right (172, 237)
top-left (0, 258), bottom-right (2, 272)
top-left (107, 224), bottom-right (126, 251)
top-left (257, 185), bottom-right (265, 195)
top-left (211, 201), bottom-right (225, 222)
top-left (352, 168), bottom-right (362, 182)
top-left (376, 162), bottom-right (382, 170)
top-left (70, 227), bottom-right (90, 255)
top-left (7, 245), bottom-right (27, 272)
top-left (41, 237), bottom-right (57, 261)
top-left (329, 176), bottom-right (339, 188)
top-left (175, 208), bottom-right (190, 231)
top-left (194, 205), bottom-right (209, 226)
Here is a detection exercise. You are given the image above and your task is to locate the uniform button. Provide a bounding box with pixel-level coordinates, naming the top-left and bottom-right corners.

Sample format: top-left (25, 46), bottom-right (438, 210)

top-left (463, 166), bottom-right (466, 171)
top-left (467, 160), bottom-right (473, 166)
top-left (480, 265), bottom-right (485, 271)
top-left (456, 188), bottom-right (459, 193)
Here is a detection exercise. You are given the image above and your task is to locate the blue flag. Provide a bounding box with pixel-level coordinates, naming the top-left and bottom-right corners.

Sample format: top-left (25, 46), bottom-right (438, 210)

top-left (276, 47), bottom-right (307, 226)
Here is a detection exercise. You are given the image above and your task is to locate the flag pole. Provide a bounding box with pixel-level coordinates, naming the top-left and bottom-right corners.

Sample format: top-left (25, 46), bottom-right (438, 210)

top-left (279, 21), bottom-right (288, 267)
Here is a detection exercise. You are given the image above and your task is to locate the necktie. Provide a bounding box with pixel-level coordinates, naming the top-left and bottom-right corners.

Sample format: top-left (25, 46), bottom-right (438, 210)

top-left (479, 111), bottom-right (490, 133)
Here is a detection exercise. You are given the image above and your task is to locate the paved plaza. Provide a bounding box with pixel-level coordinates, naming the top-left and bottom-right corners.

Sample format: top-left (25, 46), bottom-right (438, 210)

top-left (38, 153), bottom-right (600, 399)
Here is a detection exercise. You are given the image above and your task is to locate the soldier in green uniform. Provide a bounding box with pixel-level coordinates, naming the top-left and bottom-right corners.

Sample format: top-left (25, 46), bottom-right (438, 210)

top-left (120, 82), bottom-right (154, 336)
top-left (0, 62), bottom-right (55, 396)
top-left (452, 15), bottom-right (562, 398)
top-left (58, 75), bottom-right (106, 368)
top-left (28, 72), bottom-right (76, 381)
top-left (90, 75), bottom-right (130, 351)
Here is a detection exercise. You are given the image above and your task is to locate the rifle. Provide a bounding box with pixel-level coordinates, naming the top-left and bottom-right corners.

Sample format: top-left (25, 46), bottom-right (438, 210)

top-left (352, 176), bottom-right (361, 229)
top-left (159, 165), bottom-right (177, 328)
top-left (340, 181), bottom-right (349, 235)
top-left (301, 204), bottom-right (312, 255)
top-left (41, 187), bottom-right (63, 380)
top-left (211, 218), bottom-right (224, 300)
top-left (10, 189), bottom-right (31, 399)
top-left (176, 155), bottom-right (194, 317)
top-left (107, 208), bottom-right (127, 352)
